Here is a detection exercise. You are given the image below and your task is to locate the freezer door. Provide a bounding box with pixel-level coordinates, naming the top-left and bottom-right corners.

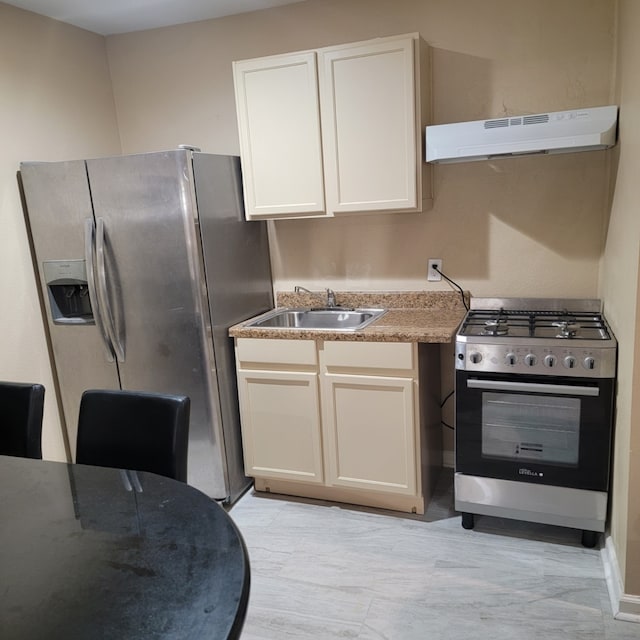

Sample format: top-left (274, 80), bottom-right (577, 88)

top-left (85, 151), bottom-right (227, 498)
top-left (19, 161), bottom-right (121, 456)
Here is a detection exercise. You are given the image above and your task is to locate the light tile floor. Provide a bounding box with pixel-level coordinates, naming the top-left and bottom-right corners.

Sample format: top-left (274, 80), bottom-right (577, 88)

top-left (229, 470), bottom-right (639, 639)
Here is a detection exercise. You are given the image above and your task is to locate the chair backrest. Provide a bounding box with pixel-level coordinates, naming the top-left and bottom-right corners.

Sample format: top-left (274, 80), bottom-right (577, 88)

top-left (76, 389), bottom-right (190, 482)
top-left (0, 381), bottom-right (45, 460)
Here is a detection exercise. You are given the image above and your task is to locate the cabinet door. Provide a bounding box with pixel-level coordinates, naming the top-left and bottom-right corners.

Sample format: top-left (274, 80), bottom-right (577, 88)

top-left (233, 52), bottom-right (326, 218)
top-left (322, 373), bottom-right (417, 494)
top-left (237, 369), bottom-right (324, 483)
top-left (320, 37), bottom-right (418, 214)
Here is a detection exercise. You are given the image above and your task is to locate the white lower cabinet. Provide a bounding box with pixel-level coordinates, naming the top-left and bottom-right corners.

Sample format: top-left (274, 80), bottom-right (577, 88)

top-left (235, 338), bottom-right (437, 513)
top-left (322, 373), bottom-right (416, 494)
top-left (235, 339), bottom-right (323, 484)
top-left (320, 341), bottom-right (418, 497)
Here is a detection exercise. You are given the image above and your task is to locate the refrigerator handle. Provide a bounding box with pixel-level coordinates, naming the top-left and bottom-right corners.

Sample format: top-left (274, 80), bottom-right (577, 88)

top-left (95, 217), bottom-right (126, 363)
top-left (84, 218), bottom-right (115, 363)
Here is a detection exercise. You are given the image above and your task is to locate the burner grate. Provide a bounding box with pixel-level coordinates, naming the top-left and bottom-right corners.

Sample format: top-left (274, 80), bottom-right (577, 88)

top-left (460, 308), bottom-right (610, 340)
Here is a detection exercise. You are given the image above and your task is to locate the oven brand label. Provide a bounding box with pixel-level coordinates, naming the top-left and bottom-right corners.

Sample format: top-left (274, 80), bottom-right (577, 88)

top-left (519, 468), bottom-right (544, 478)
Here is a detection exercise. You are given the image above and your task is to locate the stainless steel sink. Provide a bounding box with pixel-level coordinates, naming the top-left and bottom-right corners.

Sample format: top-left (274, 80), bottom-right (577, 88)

top-left (246, 307), bottom-right (387, 331)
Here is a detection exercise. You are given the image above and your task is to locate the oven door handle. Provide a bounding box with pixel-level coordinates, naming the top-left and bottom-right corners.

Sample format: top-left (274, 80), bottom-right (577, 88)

top-left (467, 378), bottom-right (599, 397)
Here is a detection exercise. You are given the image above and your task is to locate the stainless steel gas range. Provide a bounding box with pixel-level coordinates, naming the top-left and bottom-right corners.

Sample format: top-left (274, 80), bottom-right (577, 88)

top-left (454, 298), bottom-right (617, 547)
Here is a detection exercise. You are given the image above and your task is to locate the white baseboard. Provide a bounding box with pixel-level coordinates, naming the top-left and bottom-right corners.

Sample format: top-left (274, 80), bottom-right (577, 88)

top-left (601, 533), bottom-right (640, 623)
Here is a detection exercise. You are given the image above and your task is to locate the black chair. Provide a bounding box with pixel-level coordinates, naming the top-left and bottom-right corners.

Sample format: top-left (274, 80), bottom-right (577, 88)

top-left (0, 381), bottom-right (45, 460)
top-left (76, 389), bottom-right (190, 482)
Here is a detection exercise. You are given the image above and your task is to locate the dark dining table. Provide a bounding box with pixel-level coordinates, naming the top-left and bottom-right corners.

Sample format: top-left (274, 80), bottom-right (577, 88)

top-left (0, 455), bottom-right (250, 639)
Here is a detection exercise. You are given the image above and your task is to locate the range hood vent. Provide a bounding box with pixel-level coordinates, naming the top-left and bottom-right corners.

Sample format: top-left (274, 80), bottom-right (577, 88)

top-left (426, 105), bottom-right (618, 164)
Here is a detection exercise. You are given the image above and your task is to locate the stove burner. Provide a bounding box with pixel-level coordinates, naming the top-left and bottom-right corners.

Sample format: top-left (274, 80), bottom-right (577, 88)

top-left (483, 318), bottom-right (508, 336)
top-left (553, 321), bottom-right (580, 338)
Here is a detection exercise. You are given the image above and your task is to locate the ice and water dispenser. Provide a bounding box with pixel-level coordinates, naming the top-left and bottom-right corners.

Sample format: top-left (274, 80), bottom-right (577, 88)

top-left (43, 260), bottom-right (94, 325)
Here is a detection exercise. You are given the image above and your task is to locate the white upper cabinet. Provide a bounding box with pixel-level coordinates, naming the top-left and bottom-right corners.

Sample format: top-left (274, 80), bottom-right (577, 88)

top-left (319, 37), bottom-right (418, 214)
top-left (233, 52), bottom-right (325, 218)
top-left (233, 34), bottom-right (430, 220)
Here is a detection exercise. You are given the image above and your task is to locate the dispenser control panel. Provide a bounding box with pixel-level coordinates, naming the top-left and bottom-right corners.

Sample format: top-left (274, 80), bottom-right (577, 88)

top-left (43, 260), bottom-right (94, 325)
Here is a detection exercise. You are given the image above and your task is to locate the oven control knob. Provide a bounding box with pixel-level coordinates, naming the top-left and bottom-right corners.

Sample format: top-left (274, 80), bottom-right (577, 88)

top-left (524, 354), bottom-right (537, 367)
top-left (505, 353), bottom-right (517, 366)
top-left (563, 355), bottom-right (577, 369)
top-left (543, 355), bottom-right (557, 368)
top-left (469, 352), bottom-right (482, 364)
top-left (583, 356), bottom-right (596, 370)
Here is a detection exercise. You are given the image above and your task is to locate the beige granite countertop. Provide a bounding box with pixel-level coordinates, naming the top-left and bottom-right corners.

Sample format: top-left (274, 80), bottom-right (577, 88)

top-left (228, 291), bottom-right (467, 343)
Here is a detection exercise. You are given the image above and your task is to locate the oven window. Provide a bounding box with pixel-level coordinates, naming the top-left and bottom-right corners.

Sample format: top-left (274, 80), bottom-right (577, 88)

top-left (482, 392), bottom-right (580, 465)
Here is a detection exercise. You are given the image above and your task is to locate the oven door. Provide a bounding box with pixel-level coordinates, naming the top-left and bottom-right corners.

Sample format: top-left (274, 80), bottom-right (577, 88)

top-left (455, 371), bottom-right (614, 492)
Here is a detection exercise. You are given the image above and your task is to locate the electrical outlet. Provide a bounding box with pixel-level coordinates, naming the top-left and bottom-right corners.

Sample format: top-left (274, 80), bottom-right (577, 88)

top-left (427, 259), bottom-right (442, 281)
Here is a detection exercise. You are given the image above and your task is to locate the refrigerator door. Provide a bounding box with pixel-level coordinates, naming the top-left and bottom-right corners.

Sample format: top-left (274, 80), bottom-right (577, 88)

top-left (20, 161), bottom-right (121, 457)
top-left (86, 150), bottom-right (227, 498)
top-left (193, 154), bottom-right (273, 503)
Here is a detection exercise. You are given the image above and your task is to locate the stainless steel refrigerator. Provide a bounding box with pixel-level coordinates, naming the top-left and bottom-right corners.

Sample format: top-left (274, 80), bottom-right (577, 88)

top-left (20, 149), bottom-right (273, 503)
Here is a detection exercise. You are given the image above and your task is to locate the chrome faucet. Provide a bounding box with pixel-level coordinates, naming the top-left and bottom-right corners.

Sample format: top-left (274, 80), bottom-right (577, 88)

top-left (294, 285), bottom-right (314, 296)
top-left (293, 285), bottom-right (339, 308)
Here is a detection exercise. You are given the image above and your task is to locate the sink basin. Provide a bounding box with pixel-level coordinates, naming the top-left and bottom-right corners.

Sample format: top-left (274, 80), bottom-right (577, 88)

top-left (246, 307), bottom-right (387, 331)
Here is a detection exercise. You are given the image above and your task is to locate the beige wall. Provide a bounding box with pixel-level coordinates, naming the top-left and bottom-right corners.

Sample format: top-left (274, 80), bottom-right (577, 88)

top-left (106, 0), bottom-right (615, 298)
top-left (601, 0), bottom-right (640, 602)
top-left (0, 3), bottom-right (121, 460)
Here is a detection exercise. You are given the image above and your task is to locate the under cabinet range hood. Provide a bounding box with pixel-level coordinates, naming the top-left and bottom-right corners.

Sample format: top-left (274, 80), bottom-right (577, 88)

top-left (425, 105), bottom-right (618, 164)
